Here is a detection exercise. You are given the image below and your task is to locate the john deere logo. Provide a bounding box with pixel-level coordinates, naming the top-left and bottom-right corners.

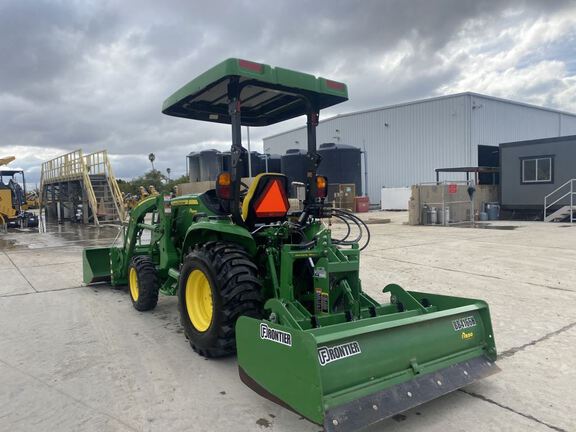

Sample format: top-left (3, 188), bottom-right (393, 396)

top-left (318, 341), bottom-right (361, 366)
top-left (260, 323), bottom-right (292, 347)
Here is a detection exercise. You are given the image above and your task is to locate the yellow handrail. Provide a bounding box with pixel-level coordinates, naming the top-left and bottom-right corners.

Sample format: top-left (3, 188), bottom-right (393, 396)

top-left (40, 149), bottom-right (99, 225)
top-left (40, 149), bottom-right (125, 224)
top-left (84, 150), bottom-right (126, 221)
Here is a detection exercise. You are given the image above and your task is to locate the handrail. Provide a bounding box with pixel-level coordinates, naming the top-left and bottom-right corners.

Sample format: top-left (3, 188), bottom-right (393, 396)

top-left (84, 150), bottom-right (125, 221)
top-left (80, 155), bottom-right (100, 226)
top-left (39, 149), bottom-right (100, 226)
top-left (39, 149), bottom-right (126, 225)
top-left (103, 151), bottom-right (125, 221)
top-left (544, 179), bottom-right (575, 222)
top-left (546, 191), bottom-right (571, 209)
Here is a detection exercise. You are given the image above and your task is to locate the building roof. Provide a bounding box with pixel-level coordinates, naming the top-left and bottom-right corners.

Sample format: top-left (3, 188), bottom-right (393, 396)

top-left (500, 134), bottom-right (576, 148)
top-left (264, 92), bottom-right (576, 140)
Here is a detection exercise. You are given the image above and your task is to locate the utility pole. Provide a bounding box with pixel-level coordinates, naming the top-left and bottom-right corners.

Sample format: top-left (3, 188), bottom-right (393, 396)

top-left (264, 146), bottom-right (270, 173)
top-left (362, 140), bottom-right (368, 198)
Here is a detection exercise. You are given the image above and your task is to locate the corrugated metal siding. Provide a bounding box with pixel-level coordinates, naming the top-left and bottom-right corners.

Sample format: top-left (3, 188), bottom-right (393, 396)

top-left (265, 95), bottom-right (470, 201)
top-left (263, 93), bottom-right (576, 203)
top-left (471, 95), bottom-right (564, 148)
top-left (560, 114), bottom-right (576, 135)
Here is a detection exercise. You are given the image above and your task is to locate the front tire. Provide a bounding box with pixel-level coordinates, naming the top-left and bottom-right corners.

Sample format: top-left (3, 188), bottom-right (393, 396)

top-left (178, 241), bottom-right (262, 358)
top-left (128, 256), bottom-right (160, 311)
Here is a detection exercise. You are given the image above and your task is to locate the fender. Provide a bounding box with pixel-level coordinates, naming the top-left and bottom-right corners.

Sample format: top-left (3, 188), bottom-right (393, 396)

top-left (182, 220), bottom-right (257, 257)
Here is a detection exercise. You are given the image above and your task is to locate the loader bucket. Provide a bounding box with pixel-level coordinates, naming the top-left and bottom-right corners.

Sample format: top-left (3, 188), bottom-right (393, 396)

top-left (236, 290), bottom-right (499, 431)
top-left (82, 247), bottom-right (112, 284)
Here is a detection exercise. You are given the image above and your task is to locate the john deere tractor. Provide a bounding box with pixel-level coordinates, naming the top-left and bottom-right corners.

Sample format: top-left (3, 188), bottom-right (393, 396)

top-left (83, 59), bottom-right (499, 431)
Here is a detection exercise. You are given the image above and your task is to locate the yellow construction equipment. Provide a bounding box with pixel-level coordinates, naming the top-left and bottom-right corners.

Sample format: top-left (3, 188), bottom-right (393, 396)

top-left (0, 156), bottom-right (38, 228)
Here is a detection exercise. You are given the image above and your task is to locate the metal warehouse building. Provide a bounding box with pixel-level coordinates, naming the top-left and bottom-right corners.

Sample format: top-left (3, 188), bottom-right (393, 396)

top-left (263, 92), bottom-right (576, 203)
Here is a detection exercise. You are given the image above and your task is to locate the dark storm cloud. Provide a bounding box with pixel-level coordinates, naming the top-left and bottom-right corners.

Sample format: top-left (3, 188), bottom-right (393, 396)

top-left (0, 0), bottom-right (120, 97)
top-left (1, 0), bottom-right (575, 183)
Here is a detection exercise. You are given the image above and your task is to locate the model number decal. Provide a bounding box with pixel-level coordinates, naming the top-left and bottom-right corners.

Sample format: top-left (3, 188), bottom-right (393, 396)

top-left (452, 316), bottom-right (477, 331)
top-left (318, 341), bottom-right (362, 366)
top-left (260, 323), bottom-right (292, 347)
top-left (171, 199), bottom-right (198, 206)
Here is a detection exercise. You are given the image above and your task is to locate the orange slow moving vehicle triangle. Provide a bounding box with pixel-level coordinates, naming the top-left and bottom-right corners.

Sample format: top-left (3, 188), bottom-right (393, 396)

top-left (254, 179), bottom-right (289, 218)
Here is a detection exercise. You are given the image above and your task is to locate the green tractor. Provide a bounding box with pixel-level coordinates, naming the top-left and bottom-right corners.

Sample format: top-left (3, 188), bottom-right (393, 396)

top-left (83, 58), bottom-right (499, 431)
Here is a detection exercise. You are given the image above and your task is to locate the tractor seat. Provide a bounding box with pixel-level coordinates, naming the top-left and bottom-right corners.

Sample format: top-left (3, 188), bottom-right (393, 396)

top-left (241, 173), bottom-right (290, 228)
top-left (200, 189), bottom-right (228, 215)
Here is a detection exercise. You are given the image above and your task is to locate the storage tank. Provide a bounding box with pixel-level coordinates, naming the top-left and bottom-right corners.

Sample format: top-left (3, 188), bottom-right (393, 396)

top-left (220, 152), bottom-right (231, 172)
top-left (265, 154), bottom-right (281, 173)
top-left (317, 143), bottom-right (362, 195)
top-left (187, 152), bottom-right (201, 182)
top-left (247, 151), bottom-right (264, 177)
top-left (199, 149), bottom-right (221, 181)
top-left (217, 151), bottom-right (267, 177)
top-left (281, 149), bottom-right (308, 195)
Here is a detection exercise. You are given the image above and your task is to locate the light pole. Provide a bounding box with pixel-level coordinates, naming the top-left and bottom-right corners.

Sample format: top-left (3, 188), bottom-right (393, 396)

top-left (264, 146), bottom-right (270, 173)
top-left (362, 139), bottom-right (368, 198)
top-left (166, 167), bottom-right (171, 181)
top-left (148, 153), bottom-right (156, 171)
top-left (246, 126), bottom-right (252, 177)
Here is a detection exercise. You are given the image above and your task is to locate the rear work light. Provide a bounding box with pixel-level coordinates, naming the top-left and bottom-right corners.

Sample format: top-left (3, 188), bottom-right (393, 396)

top-left (216, 172), bottom-right (232, 200)
top-left (316, 176), bottom-right (328, 198)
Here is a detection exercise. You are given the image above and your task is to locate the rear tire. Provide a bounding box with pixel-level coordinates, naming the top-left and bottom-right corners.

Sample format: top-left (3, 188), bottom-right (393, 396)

top-left (128, 256), bottom-right (160, 311)
top-left (178, 241), bottom-right (262, 358)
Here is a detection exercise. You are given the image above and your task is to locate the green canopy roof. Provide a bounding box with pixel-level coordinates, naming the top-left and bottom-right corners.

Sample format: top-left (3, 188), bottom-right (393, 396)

top-left (162, 58), bottom-right (348, 126)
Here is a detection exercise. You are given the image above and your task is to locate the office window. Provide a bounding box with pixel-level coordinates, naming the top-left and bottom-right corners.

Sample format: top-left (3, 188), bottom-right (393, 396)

top-left (522, 157), bottom-right (552, 183)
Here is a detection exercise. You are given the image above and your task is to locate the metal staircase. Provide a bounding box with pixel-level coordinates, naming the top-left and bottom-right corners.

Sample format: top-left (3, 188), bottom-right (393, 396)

top-left (40, 150), bottom-right (125, 226)
top-left (544, 179), bottom-right (576, 222)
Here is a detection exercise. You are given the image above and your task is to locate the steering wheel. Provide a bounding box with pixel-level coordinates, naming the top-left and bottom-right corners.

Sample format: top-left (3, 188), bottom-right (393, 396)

top-left (239, 181), bottom-right (250, 198)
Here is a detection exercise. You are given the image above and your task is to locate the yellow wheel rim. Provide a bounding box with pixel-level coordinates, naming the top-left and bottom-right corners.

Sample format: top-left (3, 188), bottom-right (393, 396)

top-left (129, 267), bottom-right (139, 301)
top-left (185, 269), bottom-right (213, 332)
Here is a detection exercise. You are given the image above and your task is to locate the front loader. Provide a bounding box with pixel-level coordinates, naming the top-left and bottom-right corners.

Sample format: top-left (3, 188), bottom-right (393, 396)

top-left (83, 58), bottom-right (499, 431)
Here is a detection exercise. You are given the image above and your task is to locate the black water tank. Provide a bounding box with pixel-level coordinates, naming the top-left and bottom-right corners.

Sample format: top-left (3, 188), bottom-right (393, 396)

top-left (266, 154), bottom-right (281, 173)
top-left (281, 149), bottom-right (308, 191)
top-left (317, 143), bottom-right (362, 194)
top-left (220, 152), bottom-right (231, 172)
top-left (248, 151), bottom-right (264, 177)
top-left (218, 151), bottom-right (265, 177)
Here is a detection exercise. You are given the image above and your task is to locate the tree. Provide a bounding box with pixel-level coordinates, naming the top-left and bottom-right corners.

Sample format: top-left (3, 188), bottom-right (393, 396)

top-left (117, 170), bottom-right (188, 196)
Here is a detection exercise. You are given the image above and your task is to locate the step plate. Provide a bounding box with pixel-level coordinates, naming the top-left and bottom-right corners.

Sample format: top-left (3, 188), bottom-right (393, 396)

top-left (324, 356), bottom-right (500, 432)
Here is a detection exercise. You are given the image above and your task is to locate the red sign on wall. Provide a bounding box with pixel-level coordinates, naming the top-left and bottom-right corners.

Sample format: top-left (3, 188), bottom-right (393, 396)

top-left (448, 184), bottom-right (458, 194)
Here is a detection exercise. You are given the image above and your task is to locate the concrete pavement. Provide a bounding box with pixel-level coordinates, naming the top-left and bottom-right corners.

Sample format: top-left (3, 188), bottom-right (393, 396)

top-left (0, 216), bottom-right (574, 432)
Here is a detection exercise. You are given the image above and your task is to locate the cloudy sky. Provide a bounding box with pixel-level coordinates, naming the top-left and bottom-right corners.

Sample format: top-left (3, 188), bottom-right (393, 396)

top-left (1, 0), bottom-right (576, 185)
